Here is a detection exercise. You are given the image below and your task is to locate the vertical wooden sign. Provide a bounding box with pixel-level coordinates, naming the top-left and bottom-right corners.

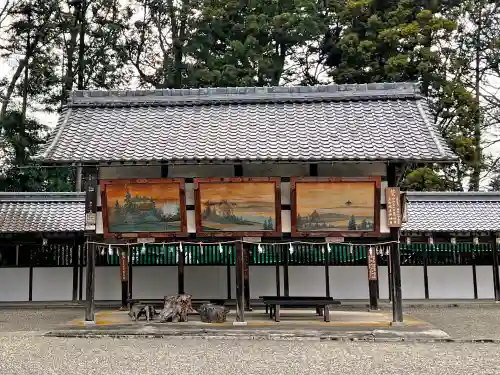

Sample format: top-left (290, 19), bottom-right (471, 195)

top-left (84, 168), bottom-right (97, 231)
top-left (367, 247), bottom-right (378, 281)
top-left (119, 254), bottom-right (129, 282)
top-left (385, 187), bottom-right (402, 228)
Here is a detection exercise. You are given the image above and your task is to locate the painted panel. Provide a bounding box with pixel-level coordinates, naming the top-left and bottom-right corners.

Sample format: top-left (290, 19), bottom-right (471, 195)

top-left (195, 178), bottom-right (281, 236)
top-left (329, 266), bottom-right (369, 299)
top-left (132, 266), bottom-right (177, 299)
top-left (101, 178), bottom-right (187, 237)
top-left (476, 266), bottom-right (494, 299)
top-left (99, 166), bottom-right (161, 179)
top-left (288, 266), bottom-right (328, 296)
top-left (32, 268), bottom-right (73, 301)
top-left (249, 266), bottom-right (282, 298)
top-left (401, 266), bottom-right (425, 299)
top-left (184, 266), bottom-right (227, 299)
top-left (292, 178), bottom-right (380, 236)
top-left (378, 266), bottom-right (390, 300)
top-left (0, 268), bottom-right (29, 301)
top-left (428, 266), bottom-right (474, 299)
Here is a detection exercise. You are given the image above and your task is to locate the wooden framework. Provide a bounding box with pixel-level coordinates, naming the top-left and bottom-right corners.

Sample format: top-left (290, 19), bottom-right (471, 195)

top-left (194, 177), bottom-right (282, 237)
top-left (100, 178), bottom-right (188, 239)
top-left (290, 177), bottom-right (381, 237)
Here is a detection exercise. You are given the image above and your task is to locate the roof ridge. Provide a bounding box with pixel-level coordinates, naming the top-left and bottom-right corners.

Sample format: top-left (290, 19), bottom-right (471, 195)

top-left (68, 82), bottom-right (421, 108)
top-left (0, 192), bottom-right (86, 203)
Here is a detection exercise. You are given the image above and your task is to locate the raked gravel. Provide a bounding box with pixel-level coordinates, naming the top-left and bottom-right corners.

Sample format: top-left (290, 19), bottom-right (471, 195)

top-left (0, 336), bottom-right (498, 375)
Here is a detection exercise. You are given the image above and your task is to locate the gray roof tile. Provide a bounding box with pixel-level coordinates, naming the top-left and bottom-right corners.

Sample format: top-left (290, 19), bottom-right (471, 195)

top-left (402, 192), bottom-right (500, 232)
top-left (0, 192), bottom-right (85, 233)
top-left (38, 83), bottom-right (457, 163)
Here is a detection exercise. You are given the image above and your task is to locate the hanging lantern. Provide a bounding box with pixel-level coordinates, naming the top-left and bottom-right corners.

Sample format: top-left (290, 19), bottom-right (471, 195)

top-left (428, 237), bottom-right (434, 245)
top-left (349, 243), bottom-right (353, 254)
top-left (108, 244), bottom-right (113, 256)
top-left (257, 243), bottom-right (264, 254)
top-left (473, 236), bottom-right (479, 245)
top-left (200, 242), bottom-right (203, 255)
top-left (496, 237), bottom-right (500, 245)
top-left (141, 243), bottom-right (146, 254)
top-left (42, 238), bottom-right (48, 246)
top-left (219, 243), bottom-right (224, 254)
top-left (385, 246), bottom-right (390, 256)
top-left (162, 243), bottom-right (166, 253)
top-left (406, 237), bottom-right (411, 245)
top-left (289, 243), bottom-right (294, 254)
top-left (327, 242), bottom-right (331, 253)
top-left (179, 242), bottom-right (183, 253)
top-left (321, 246), bottom-right (325, 254)
top-left (450, 237), bottom-right (456, 245)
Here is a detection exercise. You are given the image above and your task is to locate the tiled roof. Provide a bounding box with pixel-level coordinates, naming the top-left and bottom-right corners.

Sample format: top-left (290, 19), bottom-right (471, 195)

top-left (38, 82), bottom-right (457, 163)
top-left (0, 192), bottom-right (86, 233)
top-left (402, 192), bottom-right (500, 233)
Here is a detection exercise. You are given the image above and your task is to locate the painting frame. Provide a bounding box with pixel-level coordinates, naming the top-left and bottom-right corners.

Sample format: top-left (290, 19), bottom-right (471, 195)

top-left (291, 177), bottom-right (381, 237)
top-left (194, 177), bottom-right (282, 237)
top-left (100, 178), bottom-right (188, 239)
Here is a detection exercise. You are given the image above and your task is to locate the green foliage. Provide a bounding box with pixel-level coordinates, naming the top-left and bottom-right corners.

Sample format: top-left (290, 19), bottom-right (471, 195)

top-left (347, 215), bottom-right (357, 230)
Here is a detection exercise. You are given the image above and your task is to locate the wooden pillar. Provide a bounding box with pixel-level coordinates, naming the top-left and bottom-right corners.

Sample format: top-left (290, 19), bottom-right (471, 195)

top-left (424, 238), bottom-right (430, 299)
top-left (387, 163), bottom-right (403, 323)
top-left (72, 239), bottom-right (79, 302)
top-left (324, 244), bottom-right (330, 297)
top-left (283, 244), bottom-right (289, 296)
top-left (491, 234), bottom-right (500, 301)
top-left (178, 245), bottom-right (185, 294)
top-left (243, 243), bottom-right (251, 311)
top-left (85, 241), bottom-right (96, 322)
top-left (226, 245), bottom-right (232, 300)
top-left (367, 246), bottom-right (378, 310)
top-left (235, 241), bottom-right (245, 322)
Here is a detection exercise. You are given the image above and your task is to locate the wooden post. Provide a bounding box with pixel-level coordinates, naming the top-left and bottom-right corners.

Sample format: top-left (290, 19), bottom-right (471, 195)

top-left (283, 244), bottom-right (289, 297)
top-left (178, 245), bottom-right (185, 294)
top-left (387, 164), bottom-right (403, 323)
top-left (324, 244), bottom-right (330, 297)
top-left (424, 240), bottom-right (430, 299)
top-left (235, 241), bottom-right (245, 322)
top-left (367, 246), bottom-right (378, 310)
top-left (492, 234), bottom-right (500, 301)
top-left (72, 239), bottom-right (79, 302)
top-left (243, 243), bottom-right (251, 311)
top-left (275, 244), bottom-right (281, 296)
top-left (119, 249), bottom-right (129, 309)
top-left (226, 245), bottom-right (232, 300)
top-left (85, 241), bottom-right (96, 322)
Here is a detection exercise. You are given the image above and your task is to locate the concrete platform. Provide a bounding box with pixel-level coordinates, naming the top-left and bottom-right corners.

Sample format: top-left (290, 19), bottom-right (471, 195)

top-left (44, 308), bottom-right (450, 342)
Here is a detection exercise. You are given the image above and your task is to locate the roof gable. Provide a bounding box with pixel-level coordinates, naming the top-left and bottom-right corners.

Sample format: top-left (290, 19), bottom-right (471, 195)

top-left (38, 82), bottom-right (457, 164)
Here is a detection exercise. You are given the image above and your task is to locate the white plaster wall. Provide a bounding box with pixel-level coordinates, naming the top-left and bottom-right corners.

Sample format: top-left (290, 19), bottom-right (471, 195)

top-left (249, 266), bottom-right (282, 298)
top-left (281, 182), bottom-right (290, 204)
top-left (0, 268), bottom-right (29, 301)
top-left (132, 266), bottom-right (177, 299)
top-left (168, 165), bottom-right (234, 178)
top-left (288, 266), bottom-right (329, 296)
top-left (380, 209), bottom-right (390, 234)
top-left (81, 267), bottom-right (122, 301)
top-left (96, 212), bottom-right (104, 234)
top-left (32, 268), bottom-right (73, 301)
top-left (475, 266), bottom-right (495, 299)
top-left (187, 210), bottom-right (196, 233)
top-left (185, 183), bottom-right (195, 205)
top-left (242, 164), bottom-right (308, 177)
top-left (318, 163), bottom-right (386, 177)
top-left (380, 181), bottom-right (388, 204)
top-left (99, 166), bottom-right (162, 179)
top-left (281, 210), bottom-right (291, 232)
top-left (329, 266), bottom-right (368, 299)
top-left (378, 266), bottom-right (390, 300)
top-left (184, 266), bottom-right (227, 299)
top-left (428, 266), bottom-right (475, 299)
top-left (401, 266), bottom-right (425, 299)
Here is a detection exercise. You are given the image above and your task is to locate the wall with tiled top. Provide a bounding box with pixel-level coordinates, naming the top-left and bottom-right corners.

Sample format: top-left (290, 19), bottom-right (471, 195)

top-left (95, 162), bottom-right (390, 235)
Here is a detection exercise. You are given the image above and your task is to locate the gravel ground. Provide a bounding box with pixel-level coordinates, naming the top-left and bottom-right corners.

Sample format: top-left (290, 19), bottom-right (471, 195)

top-left (0, 336), bottom-right (498, 375)
top-left (407, 306), bottom-right (500, 339)
top-left (0, 308), bottom-right (83, 332)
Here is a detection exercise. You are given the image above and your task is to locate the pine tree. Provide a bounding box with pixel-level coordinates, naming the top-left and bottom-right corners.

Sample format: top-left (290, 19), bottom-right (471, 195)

top-left (347, 215), bottom-right (357, 231)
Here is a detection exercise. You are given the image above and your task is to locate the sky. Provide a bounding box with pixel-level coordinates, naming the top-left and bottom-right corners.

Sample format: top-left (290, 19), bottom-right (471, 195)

top-left (106, 183), bottom-right (181, 206)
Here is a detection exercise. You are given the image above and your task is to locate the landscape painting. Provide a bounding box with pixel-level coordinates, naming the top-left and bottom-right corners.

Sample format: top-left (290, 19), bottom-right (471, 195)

top-left (197, 180), bottom-right (278, 233)
top-left (294, 181), bottom-right (376, 232)
top-left (103, 180), bottom-right (183, 233)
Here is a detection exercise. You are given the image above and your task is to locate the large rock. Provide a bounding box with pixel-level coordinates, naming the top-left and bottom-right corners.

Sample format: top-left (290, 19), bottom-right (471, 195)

top-left (159, 294), bottom-right (193, 323)
top-left (198, 303), bottom-right (230, 323)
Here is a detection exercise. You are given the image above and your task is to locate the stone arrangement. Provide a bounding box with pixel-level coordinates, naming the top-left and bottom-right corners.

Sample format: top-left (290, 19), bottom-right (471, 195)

top-left (198, 303), bottom-right (230, 323)
top-left (159, 294), bottom-right (194, 323)
top-left (128, 304), bottom-right (156, 322)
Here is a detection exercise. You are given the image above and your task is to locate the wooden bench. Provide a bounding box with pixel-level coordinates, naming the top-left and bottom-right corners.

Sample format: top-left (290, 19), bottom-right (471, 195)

top-left (260, 296), bottom-right (340, 322)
